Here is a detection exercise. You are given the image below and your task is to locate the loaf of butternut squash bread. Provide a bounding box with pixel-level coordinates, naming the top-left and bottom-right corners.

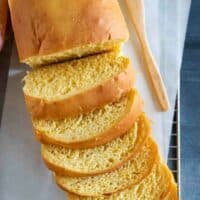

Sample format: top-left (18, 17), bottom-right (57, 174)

top-left (8, 1), bottom-right (178, 199)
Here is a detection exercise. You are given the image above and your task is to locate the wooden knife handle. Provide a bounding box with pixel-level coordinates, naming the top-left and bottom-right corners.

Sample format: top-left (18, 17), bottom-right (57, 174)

top-left (125, 0), bottom-right (170, 111)
top-left (141, 38), bottom-right (170, 111)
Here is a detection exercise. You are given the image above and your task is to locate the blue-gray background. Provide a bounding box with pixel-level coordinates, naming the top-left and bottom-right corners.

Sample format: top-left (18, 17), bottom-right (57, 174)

top-left (181, 0), bottom-right (200, 199)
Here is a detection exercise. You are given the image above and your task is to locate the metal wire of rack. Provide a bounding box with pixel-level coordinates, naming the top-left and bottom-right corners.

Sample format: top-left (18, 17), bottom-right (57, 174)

top-left (167, 97), bottom-right (180, 197)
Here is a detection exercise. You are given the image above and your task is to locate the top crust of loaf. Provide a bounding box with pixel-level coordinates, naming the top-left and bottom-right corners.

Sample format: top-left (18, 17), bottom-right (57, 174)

top-left (8, 0), bottom-right (129, 66)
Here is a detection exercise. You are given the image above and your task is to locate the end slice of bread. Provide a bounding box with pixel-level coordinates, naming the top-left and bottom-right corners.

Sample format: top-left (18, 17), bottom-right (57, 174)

top-left (33, 89), bottom-right (143, 149)
top-left (67, 162), bottom-right (174, 200)
top-left (23, 52), bottom-right (135, 119)
top-left (55, 138), bottom-right (159, 197)
top-left (41, 114), bottom-right (150, 177)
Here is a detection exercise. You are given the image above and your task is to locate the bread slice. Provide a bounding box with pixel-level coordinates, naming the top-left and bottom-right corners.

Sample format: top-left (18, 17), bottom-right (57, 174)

top-left (55, 138), bottom-right (159, 197)
top-left (8, 0), bottom-right (129, 67)
top-left (67, 163), bottom-right (174, 200)
top-left (33, 89), bottom-right (143, 149)
top-left (41, 114), bottom-right (150, 177)
top-left (23, 53), bottom-right (135, 119)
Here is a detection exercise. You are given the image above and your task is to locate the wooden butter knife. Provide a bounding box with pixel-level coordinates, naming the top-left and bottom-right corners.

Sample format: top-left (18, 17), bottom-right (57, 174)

top-left (125, 0), bottom-right (170, 111)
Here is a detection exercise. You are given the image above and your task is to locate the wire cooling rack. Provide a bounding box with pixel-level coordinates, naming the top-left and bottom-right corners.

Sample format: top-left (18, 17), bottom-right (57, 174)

top-left (167, 96), bottom-right (180, 196)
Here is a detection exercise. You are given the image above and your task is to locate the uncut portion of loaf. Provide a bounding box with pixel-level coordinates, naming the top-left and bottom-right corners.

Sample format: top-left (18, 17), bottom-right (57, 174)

top-left (23, 53), bottom-right (135, 119)
top-left (8, 0), bottom-right (129, 67)
top-left (67, 162), bottom-right (174, 200)
top-left (33, 90), bottom-right (143, 149)
top-left (55, 138), bottom-right (158, 197)
top-left (41, 114), bottom-right (150, 176)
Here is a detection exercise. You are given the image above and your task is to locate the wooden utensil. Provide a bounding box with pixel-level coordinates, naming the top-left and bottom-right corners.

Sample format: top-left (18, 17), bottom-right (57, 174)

top-left (125, 0), bottom-right (170, 111)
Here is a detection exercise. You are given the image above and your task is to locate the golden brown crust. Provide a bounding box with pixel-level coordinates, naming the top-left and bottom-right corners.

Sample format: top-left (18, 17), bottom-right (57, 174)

top-left (67, 193), bottom-right (79, 200)
top-left (55, 138), bottom-right (160, 197)
top-left (163, 183), bottom-right (178, 200)
top-left (41, 114), bottom-right (150, 177)
top-left (25, 65), bottom-right (135, 120)
top-left (158, 164), bottom-right (176, 200)
top-left (8, 0), bottom-right (129, 64)
top-left (0, 0), bottom-right (8, 51)
top-left (34, 89), bottom-right (143, 149)
top-left (171, 184), bottom-right (178, 200)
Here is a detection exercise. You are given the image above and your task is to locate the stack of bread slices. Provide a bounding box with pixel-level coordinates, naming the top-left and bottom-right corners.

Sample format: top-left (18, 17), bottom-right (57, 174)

top-left (8, 0), bottom-right (178, 199)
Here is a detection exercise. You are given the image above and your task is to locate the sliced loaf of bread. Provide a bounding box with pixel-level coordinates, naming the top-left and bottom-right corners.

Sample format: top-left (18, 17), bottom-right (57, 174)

top-left (55, 138), bottom-right (158, 197)
top-left (23, 53), bottom-right (135, 119)
top-left (33, 89), bottom-right (143, 149)
top-left (41, 114), bottom-right (150, 177)
top-left (67, 162), bottom-right (174, 200)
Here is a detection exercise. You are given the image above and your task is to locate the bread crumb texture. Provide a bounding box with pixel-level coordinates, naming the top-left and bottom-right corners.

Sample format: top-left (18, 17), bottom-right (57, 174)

top-left (33, 94), bottom-right (129, 142)
top-left (42, 123), bottom-right (138, 173)
top-left (23, 52), bottom-right (129, 100)
top-left (56, 138), bottom-right (158, 196)
top-left (67, 162), bottom-right (173, 200)
top-left (42, 114), bottom-right (150, 175)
